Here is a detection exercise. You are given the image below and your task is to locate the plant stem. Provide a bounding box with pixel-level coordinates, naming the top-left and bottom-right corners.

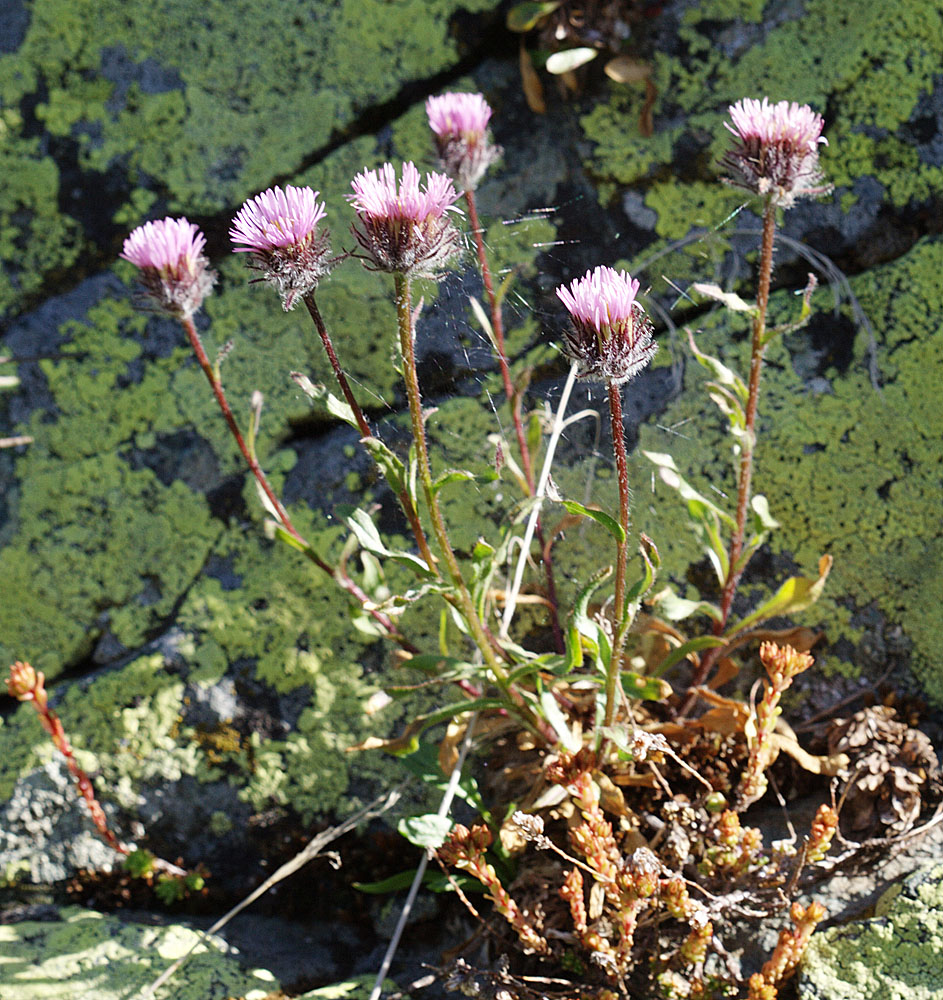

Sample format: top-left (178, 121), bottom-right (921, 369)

top-left (691, 198), bottom-right (777, 690)
top-left (603, 380), bottom-right (632, 729)
top-left (181, 314), bottom-right (411, 648)
top-left (393, 273), bottom-right (517, 699)
top-left (464, 189), bottom-right (563, 650)
top-left (301, 292), bottom-right (438, 575)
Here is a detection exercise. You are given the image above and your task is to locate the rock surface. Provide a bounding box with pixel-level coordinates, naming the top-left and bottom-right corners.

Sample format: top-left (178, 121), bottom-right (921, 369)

top-left (0, 905), bottom-right (278, 1000)
top-left (800, 861), bottom-right (943, 1000)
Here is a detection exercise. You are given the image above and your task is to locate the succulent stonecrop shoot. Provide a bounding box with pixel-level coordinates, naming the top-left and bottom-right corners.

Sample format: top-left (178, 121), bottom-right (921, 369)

top-left (120, 217), bottom-right (216, 318)
top-left (348, 161), bottom-right (462, 277)
top-left (230, 184), bottom-right (334, 310)
top-left (722, 97), bottom-right (831, 209)
top-left (426, 91), bottom-right (502, 192)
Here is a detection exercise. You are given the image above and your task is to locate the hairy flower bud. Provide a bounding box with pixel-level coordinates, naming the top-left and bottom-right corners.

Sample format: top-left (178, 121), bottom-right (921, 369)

top-left (230, 185), bottom-right (334, 310)
top-left (348, 161), bottom-right (461, 278)
top-left (721, 97), bottom-right (831, 209)
top-left (121, 218), bottom-right (216, 318)
top-left (556, 266), bottom-right (657, 384)
top-left (426, 92), bottom-right (502, 191)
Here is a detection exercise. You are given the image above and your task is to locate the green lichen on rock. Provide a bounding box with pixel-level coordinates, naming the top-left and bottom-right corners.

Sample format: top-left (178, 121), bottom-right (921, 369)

top-left (631, 235), bottom-right (943, 704)
top-left (580, 0), bottom-right (943, 228)
top-left (0, 905), bottom-right (278, 1000)
top-left (799, 862), bottom-right (943, 1000)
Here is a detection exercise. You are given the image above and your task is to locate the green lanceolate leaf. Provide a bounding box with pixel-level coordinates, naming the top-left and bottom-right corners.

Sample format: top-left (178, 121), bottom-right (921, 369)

top-left (433, 468), bottom-right (479, 495)
top-left (690, 283), bottom-right (757, 316)
top-left (650, 586), bottom-right (723, 624)
top-left (642, 451), bottom-right (736, 528)
top-left (345, 507), bottom-right (432, 576)
top-left (727, 554), bottom-right (833, 637)
top-left (620, 671), bottom-right (674, 701)
top-left (686, 329), bottom-right (748, 402)
top-left (560, 499), bottom-right (625, 543)
top-left (361, 436), bottom-right (408, 498)
top-left (651, 634), bottom-right (728, 677)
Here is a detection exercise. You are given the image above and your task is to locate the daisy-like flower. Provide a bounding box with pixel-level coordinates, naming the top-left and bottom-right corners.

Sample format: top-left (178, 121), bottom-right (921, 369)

top-left (556, 266), bottom-right (657, 384)
top-left (426, 91), bottom-right (502, 191)
top-left (120, 217), bottom-right (216, 318)
top-left (721, 97), bottom-right (831, 208)
top-left (230, 185), bottom-right (334, 310)
top-left (348, 161), bottom-right (462, 277)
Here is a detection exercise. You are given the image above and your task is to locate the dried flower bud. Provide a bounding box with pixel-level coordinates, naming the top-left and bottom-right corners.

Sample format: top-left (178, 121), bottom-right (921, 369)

top-left (230, 185), bottom-right (334, 310)
top-left (426, 91), bottom-right (502, 191)
top-left (348, 161), bottom-right (462, 278)
top-left (556, 266), bottom-right (657, 384)
top-left (721, 97), bottom-right (831, 209)
top-left (121, 217), bottom-right (216, 318)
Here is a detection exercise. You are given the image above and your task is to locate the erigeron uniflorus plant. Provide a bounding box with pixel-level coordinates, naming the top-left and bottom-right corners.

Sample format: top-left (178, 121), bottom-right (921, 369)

top-left (12, 91), bottom-right (919, 998)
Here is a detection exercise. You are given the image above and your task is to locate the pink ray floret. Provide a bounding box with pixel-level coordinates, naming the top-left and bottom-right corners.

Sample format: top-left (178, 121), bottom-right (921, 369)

top-left (426, 92), bottom-right (493, 140)
top-left (121, 217), bottom-right (206, 276)
top-left (556, 266), bottom-right (642, 334)
top-left (230, 185), bottom-right (327, 253)
top-left (349, 162), bottom-right (459, 223)
top-left (725, 97), bottom-right (827, 152)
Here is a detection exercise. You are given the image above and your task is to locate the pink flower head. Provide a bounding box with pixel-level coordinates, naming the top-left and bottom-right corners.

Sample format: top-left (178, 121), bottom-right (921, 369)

top-left (348, 161), bottom-right (462, 277)
top-left (721, 97), bottom-right (830, 208)
top-left (426, 92), bottom-right (501, 191)
top-left (230, 185), bottom-right (334, 310)
top-left (121, 217), bottom-right (216, 318)
top-left (556, 266), bottom-right (657, 384)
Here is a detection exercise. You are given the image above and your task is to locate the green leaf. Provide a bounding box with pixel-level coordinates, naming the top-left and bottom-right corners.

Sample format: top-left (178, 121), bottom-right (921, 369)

top-left (651, 586), bottom-right (723, 623)
top-left (690, 282), bottom-right (757, 316)
top-left (354, 870), bottom-right (422, 894)
top-left (325, 392), bottom-right (359, 429)
top-left (539, 690), bottom-right (581, 751)
top-left (468, 295), bottom-right (494, 345)
top-left (433, 468), bottom-right (479, 495)
top-left (546, 47), bottom-right (598, 74)
top-left (345, 508), bottom-right (431, 575)
top-left (651, 635), bottom-right (727, 677)
top-left (362, 436), bottom-right (408, 498)
top-left (560, 499), bottom-right (625, 543)
top-left (686, 330), bottom-right (748, 403)
top-left (751, 494), bottom-right (780, 532)
top-left (620, 672), bottom-right (673, 701)
top-left (350, 697), bottom-right (507, 756)
top-left (642, 451), bottom-right (736, 528)
top-left (727, 555), bottom-right (833, 636)
top-left (398, 814), bottom-right (454, 850)
top-left (506, 0), bottom-right (562, 32)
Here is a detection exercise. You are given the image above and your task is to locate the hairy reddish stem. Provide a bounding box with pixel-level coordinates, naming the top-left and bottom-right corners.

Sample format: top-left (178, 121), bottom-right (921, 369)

top-left (301, 293), bottom-right (437, 575)
top-left (691, 199), bottom-right (777, 691)
top-left (181, 314), bottom-right (412, 649)
top-left (603, 381), bottom-right (632, 729)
